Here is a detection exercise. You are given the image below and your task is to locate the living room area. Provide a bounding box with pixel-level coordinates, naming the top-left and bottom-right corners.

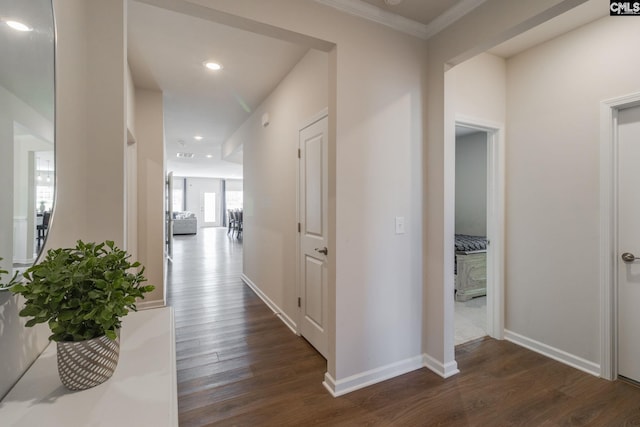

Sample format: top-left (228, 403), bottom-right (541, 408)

top-left (170, 176), bottom-right (243, 238)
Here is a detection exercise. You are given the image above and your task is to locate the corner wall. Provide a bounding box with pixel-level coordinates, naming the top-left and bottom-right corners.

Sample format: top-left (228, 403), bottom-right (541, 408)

top-left (426, 0), bottom-right (586, 373)
top-left (445, 8), bottom-right (640, 373)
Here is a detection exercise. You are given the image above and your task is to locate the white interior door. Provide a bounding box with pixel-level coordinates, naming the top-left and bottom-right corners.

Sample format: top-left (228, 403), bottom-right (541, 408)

top-left (166, 172), bottom-right (174, 258)
top-left (617, 104), bottom-right (640, 383)
top-left (298, 114), bottom-right (328, 358)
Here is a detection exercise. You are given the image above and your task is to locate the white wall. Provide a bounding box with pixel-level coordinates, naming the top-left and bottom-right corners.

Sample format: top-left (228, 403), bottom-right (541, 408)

top-left (84, 0), bottom-right (127, 247)
top-left (449, 53), bottom-right (507, 124)
top-left (134, 89), bottom-right (165, 306)
top-left (225, 49), bottom-right (328, 327)
top-left (504, 16), bottom-right (640, 365)
top-left (455, 132), bottom-right (487, 236)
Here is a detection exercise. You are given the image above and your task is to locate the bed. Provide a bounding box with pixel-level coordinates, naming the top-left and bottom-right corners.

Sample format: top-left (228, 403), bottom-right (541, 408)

top-left (455, 234), bottom-right (487, 301)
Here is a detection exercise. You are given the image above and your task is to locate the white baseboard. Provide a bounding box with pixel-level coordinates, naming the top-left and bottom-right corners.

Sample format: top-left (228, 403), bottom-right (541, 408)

top-left (322, 355), bottom-right (423, 397)
top-left (423, 353), bottom-right (460, 378)
top-left (137, 299), bottom-right (165, 310)
top-left (322, 373), bottom-right (338, 397)
top-left (504, 329), bottom-right (600, 377)
top-left (240, 274), bottom-right (298, 334)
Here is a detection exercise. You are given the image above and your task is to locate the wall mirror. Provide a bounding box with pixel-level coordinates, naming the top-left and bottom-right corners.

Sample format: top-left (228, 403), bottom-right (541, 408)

top-left (0, 0), bottom-right (55, 283)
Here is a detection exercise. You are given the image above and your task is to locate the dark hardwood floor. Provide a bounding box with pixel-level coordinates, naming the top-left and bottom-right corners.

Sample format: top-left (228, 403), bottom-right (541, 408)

top-left (167, 227), bottom-right (640, 426)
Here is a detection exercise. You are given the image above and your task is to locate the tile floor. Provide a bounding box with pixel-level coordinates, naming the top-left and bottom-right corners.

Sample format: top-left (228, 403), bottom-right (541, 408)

top-left (454, 296), bottom-right (487, 345)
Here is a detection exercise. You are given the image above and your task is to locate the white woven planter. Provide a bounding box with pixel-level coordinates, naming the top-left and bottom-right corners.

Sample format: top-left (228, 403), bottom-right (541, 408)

top-left (56, 332), bottom-right (120, 391)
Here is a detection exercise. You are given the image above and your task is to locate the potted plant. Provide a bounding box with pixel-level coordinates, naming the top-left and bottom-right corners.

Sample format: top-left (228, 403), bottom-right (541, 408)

top-left (0, 257), bottom-right (20, 289)
top-left (9, 240), bottom-right (154, 390)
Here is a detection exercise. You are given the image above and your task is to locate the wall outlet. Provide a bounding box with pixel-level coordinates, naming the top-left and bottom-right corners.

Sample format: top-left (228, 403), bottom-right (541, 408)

top-left (395, 216), bottom-right (405, 234)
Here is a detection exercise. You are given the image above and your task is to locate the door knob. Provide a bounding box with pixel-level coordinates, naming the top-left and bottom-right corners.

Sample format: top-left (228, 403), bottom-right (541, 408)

top-left (315, 247), bottom-right (328, 255)
top-left (622, 252), bottom-right (640, 263)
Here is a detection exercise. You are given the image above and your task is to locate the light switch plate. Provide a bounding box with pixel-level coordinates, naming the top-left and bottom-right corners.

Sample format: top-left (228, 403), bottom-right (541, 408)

top-left (395, 216), bottom-right (405, 234)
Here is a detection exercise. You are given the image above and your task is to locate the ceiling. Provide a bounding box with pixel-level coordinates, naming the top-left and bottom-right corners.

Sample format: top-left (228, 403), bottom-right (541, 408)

top-left (127, 1), bottom-right (308, 179)
top-left (127, 0), bottom-right (607, 180)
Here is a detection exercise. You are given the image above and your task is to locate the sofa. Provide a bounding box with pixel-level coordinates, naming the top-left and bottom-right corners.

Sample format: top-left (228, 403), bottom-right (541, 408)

top-left (172, 211), bottom-right (197, 235)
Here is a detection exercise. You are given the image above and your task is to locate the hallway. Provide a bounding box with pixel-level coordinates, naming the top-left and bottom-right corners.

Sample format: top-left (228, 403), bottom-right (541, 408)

top-left (167, 227), bottom-right (329, 426)
top-left (167, 228), bottom-right (640, 426)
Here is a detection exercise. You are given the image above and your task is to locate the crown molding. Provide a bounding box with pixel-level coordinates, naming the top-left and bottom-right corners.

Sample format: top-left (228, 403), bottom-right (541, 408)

top-left (313, 0), bottom-right (486, 40)
top-left (313, 0), bottom-right (429, 39)
top-left (424, 0), bottom-right (487, 38)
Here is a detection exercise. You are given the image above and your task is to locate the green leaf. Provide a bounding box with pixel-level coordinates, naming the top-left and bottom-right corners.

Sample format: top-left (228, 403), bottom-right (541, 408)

top-left (58, 310), bottom-right (76, 321)
top-left (9, 284), bottom-right (27, 293)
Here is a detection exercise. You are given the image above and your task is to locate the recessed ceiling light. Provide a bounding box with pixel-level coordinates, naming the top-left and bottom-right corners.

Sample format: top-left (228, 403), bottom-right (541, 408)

top-left (204, 61), bottom-right (223, 71)
top-left (6, 20), bottom-right (33, 32)
top-left (206, 154), bottom-right (213, 158)
top-left (194, 135), bottom-right (203, 141)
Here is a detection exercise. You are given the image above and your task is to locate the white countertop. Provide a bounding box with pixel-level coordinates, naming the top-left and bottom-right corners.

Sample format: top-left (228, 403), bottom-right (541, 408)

top-left (0, 307), bottom-right (178, 427)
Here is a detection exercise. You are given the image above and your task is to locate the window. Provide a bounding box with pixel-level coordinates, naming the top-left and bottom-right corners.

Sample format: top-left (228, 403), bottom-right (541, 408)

top-left (226, 191), bottom-right (243, 210)
top-left (36, 185), bottom-right (53, 212)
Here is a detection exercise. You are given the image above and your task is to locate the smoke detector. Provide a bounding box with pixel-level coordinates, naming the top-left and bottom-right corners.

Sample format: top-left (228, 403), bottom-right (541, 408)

top-left (384, 0), bottom-right (403, 5)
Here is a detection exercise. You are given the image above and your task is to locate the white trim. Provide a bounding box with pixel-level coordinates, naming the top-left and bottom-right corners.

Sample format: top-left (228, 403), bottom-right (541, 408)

top-left (313, 0), bottom-right (428, 39)
top-left (322, 355), bottom-right (423, 397)
top-left (299, 107), bottom-right (328, 131)
top-left (425, 0), bottom-right (488, 39)
top-left (322, 372), bottom-right (338, 397)
top-left (504, 329), bottom-right (600, 377)
top-left (137, 299), bottom-right (166, 310)
top-left (454, 115), bottom-right (505, 340)
top-left (599, 92), bottom-right (640, 380)
top-left (167, 307), bottom-right (179, 426)
top-left (241, 273), bottom-right (298, 334)
top-left (423, 353), bottom-right (459, 378)
top-left (296, 109), bottom-right (329, 346)
top-left (313, 0), bottom-right (486, 40)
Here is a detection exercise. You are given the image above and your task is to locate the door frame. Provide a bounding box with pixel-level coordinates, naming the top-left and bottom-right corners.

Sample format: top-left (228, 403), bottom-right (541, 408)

top-left (599, 91), bottom-right (640, 380)
top-left (296, 108), bottom-right (329, 336)
top-left (454, 115), bottom-right (505, 340)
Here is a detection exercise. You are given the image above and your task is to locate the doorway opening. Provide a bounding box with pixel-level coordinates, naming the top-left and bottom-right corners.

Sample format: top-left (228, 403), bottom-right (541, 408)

top-left (454, 125), bottom-right (489, 345)
top-left (453, 118), bottom-right (504, 347)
